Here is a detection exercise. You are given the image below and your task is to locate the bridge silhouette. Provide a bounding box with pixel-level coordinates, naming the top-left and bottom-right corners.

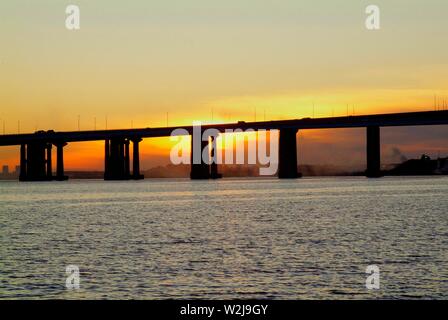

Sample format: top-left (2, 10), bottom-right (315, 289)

top-left (0, 110), bottom-right (447, 181)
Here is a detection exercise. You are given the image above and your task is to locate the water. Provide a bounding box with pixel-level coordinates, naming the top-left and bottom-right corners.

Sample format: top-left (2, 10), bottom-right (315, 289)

top-left (0, 177), bottom-right (447, 299)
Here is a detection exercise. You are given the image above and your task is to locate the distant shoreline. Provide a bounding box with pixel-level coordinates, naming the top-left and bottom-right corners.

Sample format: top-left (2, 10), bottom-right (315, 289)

top-left (1, 155), bottom-right (447, 180)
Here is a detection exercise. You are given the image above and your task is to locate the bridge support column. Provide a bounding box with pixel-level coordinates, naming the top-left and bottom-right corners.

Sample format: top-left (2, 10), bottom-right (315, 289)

top-left (19, 144), bottom-right (27, 181)
top-left (55, 142), bottom-right (68, 181)
top-left (210, 135), bottom-right (222, 179)
top-left (105, 139), bottom-right (110, 178)
top-left (46, 143), bottom-right (52, 179)
top-left (124, 140), bottom-right (130, 178)
top-left (105, 138), bottom-right (133, 180)
top-left (278, 128), bottom-right (301, 179)
top-left (366, 126), bottom-right (382, 178)
top-left (21, 142), bottom-right (48, 181)
top-left (190, 132), bottom-right (211, 180)
top-left (132, 138), bottom-right (144, 180)
top-left (19, 142), bottom-right (59, 181)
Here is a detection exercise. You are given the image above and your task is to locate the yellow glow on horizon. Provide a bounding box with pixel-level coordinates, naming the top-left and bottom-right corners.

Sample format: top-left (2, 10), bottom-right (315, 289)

top-left (2, 1), bottom-right (448, 169)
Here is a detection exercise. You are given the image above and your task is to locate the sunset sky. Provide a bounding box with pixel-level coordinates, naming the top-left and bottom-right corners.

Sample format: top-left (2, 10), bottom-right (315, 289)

top-left (1, 0), bottom-right (447, 170)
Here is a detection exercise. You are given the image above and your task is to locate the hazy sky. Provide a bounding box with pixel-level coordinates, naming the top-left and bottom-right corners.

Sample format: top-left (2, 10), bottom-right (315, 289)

top-left (1, 0), bottom-right (447, 169)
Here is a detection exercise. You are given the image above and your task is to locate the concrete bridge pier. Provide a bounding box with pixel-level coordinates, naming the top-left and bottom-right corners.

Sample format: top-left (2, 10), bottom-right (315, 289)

top-left (132, 138), bottom-right (144, 180)
top-left (104, 138), bottom-right (143, 180)
top-left (55, 142), bottom-right (68, 181)
top-left (46, 143), bottom-right (52, 180)
top-left (278, 128), bottom-right (301, 179)
top-left (104, 139), bottom-right (110, 178)
top-left (190, 133), bottom-right (211, 180)
top-left (19, 144), bottom-right (27, 181)
top-left (366, 126), bottom-right (382, 178)
top-left (210, 135), bottom-right (222, 179)
top-left (19, 142), bottom-right (52, 181)
top-left (26, 143), bottom-right (47, 181)
top-left (104, 138), bottom-right (132, 180)
top-left (124, 140), bottom-right (130, 178)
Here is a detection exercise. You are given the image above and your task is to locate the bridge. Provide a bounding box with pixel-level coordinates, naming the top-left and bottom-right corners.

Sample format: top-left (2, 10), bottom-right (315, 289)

top-left (0, 110), bottom-right (447, 181)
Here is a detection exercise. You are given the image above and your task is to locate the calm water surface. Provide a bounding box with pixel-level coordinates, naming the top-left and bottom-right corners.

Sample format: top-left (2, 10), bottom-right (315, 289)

top-left (0, 177), bottom-right (447, 299)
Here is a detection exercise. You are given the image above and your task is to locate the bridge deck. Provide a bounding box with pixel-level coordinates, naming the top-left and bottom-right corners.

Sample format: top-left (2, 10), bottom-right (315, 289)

top-left (0, 110), bottom-right (447, 146)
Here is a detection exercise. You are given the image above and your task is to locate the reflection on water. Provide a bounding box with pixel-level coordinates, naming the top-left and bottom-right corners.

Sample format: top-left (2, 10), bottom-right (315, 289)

top-left (0, 177), bottom-right (447, 299)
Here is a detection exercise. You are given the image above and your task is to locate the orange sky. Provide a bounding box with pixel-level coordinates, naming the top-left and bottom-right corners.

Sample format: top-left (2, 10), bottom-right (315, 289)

top-left (1, 1), bottom-right (448, 170)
